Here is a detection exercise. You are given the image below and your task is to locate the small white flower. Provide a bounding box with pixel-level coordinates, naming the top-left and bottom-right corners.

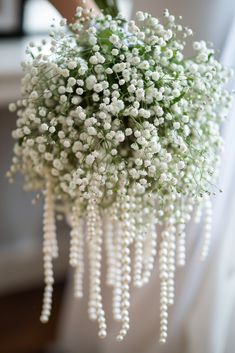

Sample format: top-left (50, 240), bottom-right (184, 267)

top-left (136, 11), bottom-right (146, 21)
top-left (41, 123), bottom-right (48, 131)
top-left (85, 154), bottom-right (95, 165)
top-left (9, 103), bottom-right (17, 112)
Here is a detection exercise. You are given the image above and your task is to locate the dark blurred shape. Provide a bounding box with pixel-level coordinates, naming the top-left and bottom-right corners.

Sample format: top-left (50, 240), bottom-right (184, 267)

top-left (0, 0), bottom-right (25, 38)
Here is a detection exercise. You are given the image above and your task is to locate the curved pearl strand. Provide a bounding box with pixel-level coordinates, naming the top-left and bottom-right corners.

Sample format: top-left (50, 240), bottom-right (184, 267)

top-left (112, 218), bottom-right (122, 322)
top-left (87, 199), bottom-right (98, 322)
top-left (40, 178), bottom-right (56, 323)
top-left (159, 235), bottom-right (169, 344)
top-left (200, 198), bottom-right (212, 261)
top-left (167, 222), bottom-right (176, 306)
top-left (142, 218), bottom-right (157, 285)
top-left (104, 216), bottom-right (116, 287)
top-left (69, 202), bottom-right (81, 268)
top-left (133, 229), bottom-right (144, 288)
top-left (74, 218), bottom-right (84, 298)
top-left (116, 195), bottom-right (131, 341)
top-left (69, 200), bottom-right (84, 298)
top-left (176, 221), bottom-right (186, 267)
top-left (95, 210), bottom-right (107, 339)
top-left (194, 202), bottom-right (203, 224)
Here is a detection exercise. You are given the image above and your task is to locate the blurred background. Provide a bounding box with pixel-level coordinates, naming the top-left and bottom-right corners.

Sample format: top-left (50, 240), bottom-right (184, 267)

top-left (1, 1), bottom-right (235, 353)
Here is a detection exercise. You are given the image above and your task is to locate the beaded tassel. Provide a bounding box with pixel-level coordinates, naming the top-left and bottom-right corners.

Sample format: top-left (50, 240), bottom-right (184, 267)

top-left (69, 202), bottom-right (81, 268)
top-left (159, 233), bottom-right (169, 344)
top-left (176, 221), bottom-right (186, 267)
top-left (38, 190), bottom-right (213, 344)
top-left (133, 228), bottom-right (144, 288)
top-left (40, 178), bottom-right (56, 323)
top-left (200, 198), bottom-right (212, 260)
top-left (87, 199), bottom-right (98, 322)
top-left (104, 217), bottom-right (116, 287)
top-left (116, 195), bottom-right (131, 341)
top-left (87, 199), bottom-right (107, 338)
top-left (95, 210), bottom-right (107, 339)
top-left (112, 220), bottom-right (122, 322)
top-left (167, 225), bottom-right (176, 306)
top-left (142, 218), bottom-right (157, 285)
top-left (69, 200), bottom-right (84, 298)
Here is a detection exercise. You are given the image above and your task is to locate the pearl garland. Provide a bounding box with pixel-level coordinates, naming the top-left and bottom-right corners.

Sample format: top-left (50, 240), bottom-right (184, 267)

top-left (69, 201), bottom-right (84, 298)
top-left (142, 219), bottom-right (157, 285)
top-left (116, 195), bottom-right (131, 341)
top-left (176, 223), bottom-right (186, 267)
top-left (104, 216), bottom-right (116, 287)
top-left (167, 225), bottom-right (176, 306)
top-left (38, 185), bottom-right (216, 343)
top-left (112, 218), bottom-right (122, 322)
top-left (200, 198), bottom-right (212, 260)
top-left (40, 178), bottom-right (56, 323)
top-left (133, 228), bottom-right (144, 288)
top-left (159, 236), bottom-right (169, 344)
top-left (87, 199), bottom-right (107, 338)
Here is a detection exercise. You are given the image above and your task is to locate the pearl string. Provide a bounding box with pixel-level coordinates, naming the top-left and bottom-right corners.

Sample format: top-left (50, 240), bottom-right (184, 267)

top-left (133, 228), bottom-right (144, 288)
top-left (87, 199), bottom-right (98, 322)
top-left (116, 195), bottom-right (131, 341)
top-left (167, 224), bottom-right (176, 306)
top-left (69, 202), bottom-right (81, 268)
top-left (104, 216), bottom-right (116, 287)
top-left (87, 199), bottom-right (107, 338)
top-left (38, 189), bottom-right (213, 343)
top-left (95, 210), bottom-right (107, 339)
top-left (176, 222), bottom-right (186, 267)
top-left (194, 202), bottom-right (203, 224)
top-left (40, 178), bottom-right (56, 323)
top-left (142, 219), bottom-right (157, 285)
top-left (112, 219), bottom-right (122, 322)
top-left (74, 223), bottom-right (84, 298)
top-left (200, 198), bottom-right (212, 260)
top-left (159, 235), bottom-right (169, 344)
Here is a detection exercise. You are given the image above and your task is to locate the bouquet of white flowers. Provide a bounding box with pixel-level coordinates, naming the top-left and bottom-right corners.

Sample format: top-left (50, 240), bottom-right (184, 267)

top-left (8, 2), bottom-right (233, 343)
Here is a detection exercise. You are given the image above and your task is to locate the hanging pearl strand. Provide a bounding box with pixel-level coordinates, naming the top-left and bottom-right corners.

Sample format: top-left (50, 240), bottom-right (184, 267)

top-left (194, 201), bottom-right (203, 224)
top-left (133, 201), bottom-right (144, 288)
top-left (129, 195), bottom-right (137, 243)
top-left (116, 194), bottom-right (131, 341)
top-left (95, 209), bottom-right (107, 339)
top-left (69, 199), bottom-right (84, 298)
top-left (74, 227), bottom-right (84, 299)
top-left (87, 199), bottom-right (107, 338)
top-left (159, 229), bottom-right (169, 344)
top-left (200, 197), bottom-right (212, 261)
top-left (176, 200), bottom-right (193, 267)
top-left (87, 198), bottom-right (98, 322)
top-left (167, 218), bottom-right (176, 306)
top-left (40, 177), bottom-right (56, 324)
top-left (104, 214), bottom-right (116, 287)
top-left (75, 210), bottom-right (84, 298)
top-left (112, 205), bottom-right (122, 322)
top-left (142, 216), bottom-right (157, 285)
top-left (69, 200), bottom-right (81, 268)
top-left (176, 203), bottom-right (186, 267)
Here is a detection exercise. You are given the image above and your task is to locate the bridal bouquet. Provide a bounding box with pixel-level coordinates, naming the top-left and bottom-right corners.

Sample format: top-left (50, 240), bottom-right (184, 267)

top-left (8, 2), bottom-right (233, 344)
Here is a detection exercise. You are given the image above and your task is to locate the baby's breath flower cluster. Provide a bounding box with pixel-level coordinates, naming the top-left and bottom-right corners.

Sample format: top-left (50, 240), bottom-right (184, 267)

top-left (8, 6), bottom-right (233, 343)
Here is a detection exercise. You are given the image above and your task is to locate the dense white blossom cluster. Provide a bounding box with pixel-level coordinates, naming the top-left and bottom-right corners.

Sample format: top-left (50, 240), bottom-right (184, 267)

top-left (8, 6), bottom-right (233, 343)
